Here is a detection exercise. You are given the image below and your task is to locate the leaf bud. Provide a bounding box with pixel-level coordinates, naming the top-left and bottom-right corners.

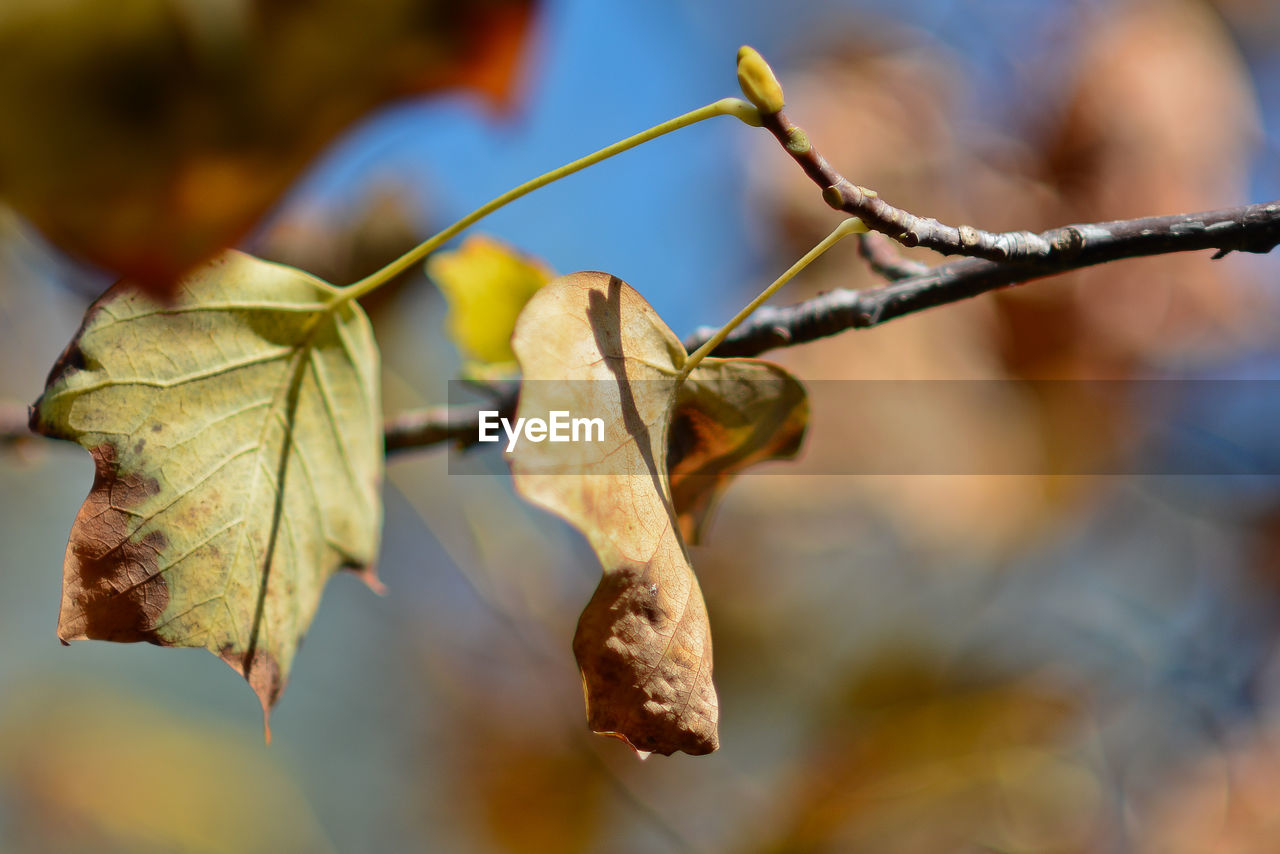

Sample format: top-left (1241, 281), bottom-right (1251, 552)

top-left (736, 46), bottom-right (785, 115)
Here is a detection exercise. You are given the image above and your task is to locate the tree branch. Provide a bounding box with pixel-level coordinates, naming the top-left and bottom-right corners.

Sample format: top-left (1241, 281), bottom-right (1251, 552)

top-left (763, 110), bottom-right (1054, 261)
top-left (684, 201), bottom-right (1280, 357)
top-left (857, 232), bottom-right (930, 281)
top-left (6, 198), bottom-right (1279, 456)
top-left (758, 107), bottom-right (1280, 265)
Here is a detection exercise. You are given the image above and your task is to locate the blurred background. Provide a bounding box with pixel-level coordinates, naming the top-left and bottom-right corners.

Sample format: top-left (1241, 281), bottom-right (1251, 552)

top-left (4, 0), bottom-right (1280, 851)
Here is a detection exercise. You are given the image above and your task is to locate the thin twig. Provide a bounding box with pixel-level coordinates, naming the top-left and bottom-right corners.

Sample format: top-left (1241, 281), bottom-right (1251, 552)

top-left (761, 109), bottom-right (1056, 260)
top-left (759, 108), bottom-right (1280, 266)
top-left (857, 232), bottom-right (930, 281)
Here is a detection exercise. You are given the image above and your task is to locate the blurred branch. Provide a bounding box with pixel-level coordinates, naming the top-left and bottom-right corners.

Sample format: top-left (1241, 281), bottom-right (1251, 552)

top-left (383, 403), bottom-right (505, 454)
top-left (383, 402), bottom-right (515, 456)
top-left (383, 380), bottom-right (518, 455)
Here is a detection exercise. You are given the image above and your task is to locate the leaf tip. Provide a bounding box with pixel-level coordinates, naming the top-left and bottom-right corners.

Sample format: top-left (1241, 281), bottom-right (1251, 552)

top-left (591, 729), bottom-right (655, 760)
top-left (349, 562), bottom-right (386, 596)
top-left (220, 646), bottom-right (284, 726)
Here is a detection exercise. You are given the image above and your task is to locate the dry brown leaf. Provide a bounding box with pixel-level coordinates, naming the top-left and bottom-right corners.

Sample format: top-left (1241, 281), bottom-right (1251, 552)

top-left (508, 272), bottom-right (808, 756)
top-left (0, 0), bottom-right (538, 294)
top-left (509, 271), bottom-right (713, 757)
top-left (669, 361), bottom-right (807, 543)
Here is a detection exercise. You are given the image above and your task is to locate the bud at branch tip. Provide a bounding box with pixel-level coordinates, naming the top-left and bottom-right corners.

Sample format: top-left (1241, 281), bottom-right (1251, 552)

top-left (736, 46), bottom-right (785, 115)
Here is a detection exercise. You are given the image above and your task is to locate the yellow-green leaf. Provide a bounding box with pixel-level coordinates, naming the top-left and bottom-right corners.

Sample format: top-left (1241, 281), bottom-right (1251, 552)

top-left (30, 250), bottom-right (383, 723)
top-left (428, 235), bottom-right (553, 374)
top-left (509, 271), bottom-right (809, 757)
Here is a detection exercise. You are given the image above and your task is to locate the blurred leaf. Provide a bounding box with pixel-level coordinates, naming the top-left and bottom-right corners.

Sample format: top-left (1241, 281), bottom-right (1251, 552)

top-left (0, 688), bottom-right (335, 854)
top-left (30, 250), bottom-right (382, 722)
top-left (509, 272), bottom-right (809, 756)
top-left (1030, 0), bottom-right (1262, 366)
top-left (428, 235), bottom-right (553, 376)
top-left (0, 0), bottom-right (538, 294)
top-left (255, 183), bottom-right (423, 299)
top-left (446, 700), bottom-right (607, 854)
top-left (754, 649), bottom-right (1101, 854)
top-left (1136, 722), bottom-right (1280, 854)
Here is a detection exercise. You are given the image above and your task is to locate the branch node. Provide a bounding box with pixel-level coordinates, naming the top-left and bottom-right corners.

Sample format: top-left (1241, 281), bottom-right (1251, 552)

top-left (1053, 227), bottom-right (1085, 255)
top-left (785, 128), bottom-right (811, 154)
top-left (822, 185), bottom-right (844, 210)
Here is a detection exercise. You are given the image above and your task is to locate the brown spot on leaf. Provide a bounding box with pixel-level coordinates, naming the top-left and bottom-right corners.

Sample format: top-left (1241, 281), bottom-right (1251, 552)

top-left (573, 563), bottom-right (719, 757)
top-left (44, 298), bottom-right (109, 390)
top-left (30, 338), bottom-right (86, 437)
top-left (41, 343), bottom-right (85, 399)
top-left (58, 443), bottom-right (170, 643)
top-left (30, 297), bottom-right (111, 435)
